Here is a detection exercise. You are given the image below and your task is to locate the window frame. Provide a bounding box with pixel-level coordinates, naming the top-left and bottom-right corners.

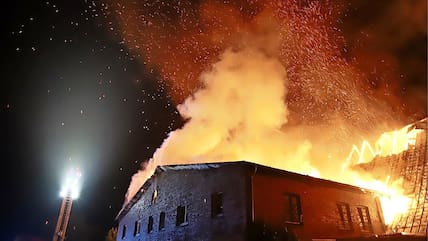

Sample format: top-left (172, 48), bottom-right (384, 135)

top-left (283, 192), bottom-right (303, 225)
top-left (147, 216), bottom-right (154, 233)
top-left (176, 205), bottom-right (188, 226)
top-left (133, 220), bottom-right (141, 236)
top-left (337, 202), bottom-right (353, 231)
top-left (211, 192), bottom-right (224, 218)
top-left (121, 225), bottom-right (127, 240)
top-left (159, 212), bottom-right (166, 231)
top-left (357, 206), bottom-right (373, 232)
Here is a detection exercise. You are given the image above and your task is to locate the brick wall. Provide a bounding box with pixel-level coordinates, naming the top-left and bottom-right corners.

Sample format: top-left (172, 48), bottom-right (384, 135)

top-left (118, 164), bottom-right (249, 241)
top-left (118, 162), bottom-right (390, 241)
top-left (252, 172), bottom-right (385, 241)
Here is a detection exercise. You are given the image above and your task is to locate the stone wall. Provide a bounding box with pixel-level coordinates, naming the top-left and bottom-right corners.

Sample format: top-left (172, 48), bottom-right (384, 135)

top-left (118, 163), bottom-right (249, 241)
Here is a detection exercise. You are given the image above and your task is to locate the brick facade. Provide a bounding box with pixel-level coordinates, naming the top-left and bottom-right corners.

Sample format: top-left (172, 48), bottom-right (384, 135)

top-left (252, 170), bottom-right (385, 240)
top-left (117, 162), bottom-right (386, 241)
top-left (118, 164), bottom-right (249, 241)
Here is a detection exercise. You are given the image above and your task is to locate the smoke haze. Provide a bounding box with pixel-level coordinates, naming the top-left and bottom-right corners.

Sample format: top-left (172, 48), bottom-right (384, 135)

top-left (114, 0), bottom-right (426, 205)
top-left (108, 0), bottom-right (426, 131)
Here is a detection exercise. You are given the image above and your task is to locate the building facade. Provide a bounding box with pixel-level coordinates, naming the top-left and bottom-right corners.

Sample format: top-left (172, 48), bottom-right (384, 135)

top-left (117, 164), bottom-right (249, 241)
top-left (116, 162), bottom-right (386, 241)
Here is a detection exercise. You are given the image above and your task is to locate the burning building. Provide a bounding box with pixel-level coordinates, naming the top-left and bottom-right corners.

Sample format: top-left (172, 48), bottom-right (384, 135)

top-left (354, 118), bottom-right (428, 235)
top-left (108, 3), bottom-right (427, 237)
top-left (116, 162), bottom-right (388, 241)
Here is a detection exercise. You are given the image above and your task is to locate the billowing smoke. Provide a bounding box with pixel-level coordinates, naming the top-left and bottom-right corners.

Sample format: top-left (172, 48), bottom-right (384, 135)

top-left (124, 34), bottom-right (318, 205)
top-left (154, 41), bottom-right (316, 172)
top-left (106, 0), bottom-right (425, 130)
top-left (115, 0), bottom-right (426, 206)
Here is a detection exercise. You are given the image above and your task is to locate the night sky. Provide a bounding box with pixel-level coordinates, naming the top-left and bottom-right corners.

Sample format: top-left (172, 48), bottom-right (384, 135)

top-left (1, 1), bottom-right (426, 241)
top-left (1, 1), bottom-right (181, 240)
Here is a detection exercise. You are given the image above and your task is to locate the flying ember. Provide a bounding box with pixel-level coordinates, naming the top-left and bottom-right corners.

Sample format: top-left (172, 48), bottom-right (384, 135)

top-left (113, 0), bottom-right (427, 236)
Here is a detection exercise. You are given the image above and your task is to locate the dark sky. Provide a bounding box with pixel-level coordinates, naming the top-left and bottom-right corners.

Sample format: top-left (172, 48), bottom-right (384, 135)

top-left (1, 1), bottom-right (181, 240)
top-left (1, 1), bottom-right (426, 241)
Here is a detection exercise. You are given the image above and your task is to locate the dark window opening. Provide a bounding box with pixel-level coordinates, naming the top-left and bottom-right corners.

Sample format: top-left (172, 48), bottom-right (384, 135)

top-left (337, 202), bottom-right (352, 230)
top-left (133, 220), bottom-right (141, 236)
top-left (176, 205), bottom-right (187, 226)
top-left (357, 206), bottom-right (373, 232)
top-left (159, 212), bottom-right (166, 231)
top-left (121, 225), bottom-right (127, 239)
top-left (211, 192), bottom-right (224, 218)
top-left (147, 216), bottom-right (154, 233)
top-left (284, 193), bottom-right (302, 224)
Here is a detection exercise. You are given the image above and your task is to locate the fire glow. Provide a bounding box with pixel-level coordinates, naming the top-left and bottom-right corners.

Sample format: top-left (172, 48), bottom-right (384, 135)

top-left (352, 177), bottom-right (411, 225)
top-left (123, 40), bottom-right (415, 227)
top-left (346, 124), bottom-right (423, 164)
top-left (115, 0), bottom-right (422, 230)
top-left (340, 124), bottom-right (423, 225)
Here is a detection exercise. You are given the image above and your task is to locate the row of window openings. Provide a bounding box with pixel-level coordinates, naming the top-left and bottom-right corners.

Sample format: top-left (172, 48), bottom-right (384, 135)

top-left (283, 193), bottom-right (373, 232)
top-left (121, 192), bottom-right (223, 239)
top-left (122, 192), bottom-right (372, 239)
top-left (337, 202), bottom-right (373, 231)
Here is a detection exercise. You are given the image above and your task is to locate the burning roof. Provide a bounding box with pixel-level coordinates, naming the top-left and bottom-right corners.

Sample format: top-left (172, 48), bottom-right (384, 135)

top-left (110, 0), bottom-right (426, 236)
top-left (119, 118), bottom-right (427, 232)
top-left (352, 118), bottom-right (427, 234)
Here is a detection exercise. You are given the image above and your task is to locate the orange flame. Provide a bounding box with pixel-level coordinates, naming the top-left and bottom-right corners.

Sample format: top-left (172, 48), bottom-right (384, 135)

top-left (346, 124), bottom-right (423, 165)
top-left (353, 177), bottom-right (411, 225)
top-left (339, 124), bottom-right (422, 226)
top-left (113, 2), bottom-right (422, 228)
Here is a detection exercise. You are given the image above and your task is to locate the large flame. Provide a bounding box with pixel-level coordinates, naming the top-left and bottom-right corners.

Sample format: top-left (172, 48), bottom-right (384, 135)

top-left (346, 124), bottom-right (423, 164)
top-left (351, 176), bottom-right (411, 225)
top-left (123, 38), bottom-right (415, 227)
top-left (116, 1), bottom-right (422, 229)
top-left (123, 36), bottom-right (321, 205)
top-left (340, 124), bottom-right (423, 225)
top-left (379, 193), bottom-right (411, 226)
